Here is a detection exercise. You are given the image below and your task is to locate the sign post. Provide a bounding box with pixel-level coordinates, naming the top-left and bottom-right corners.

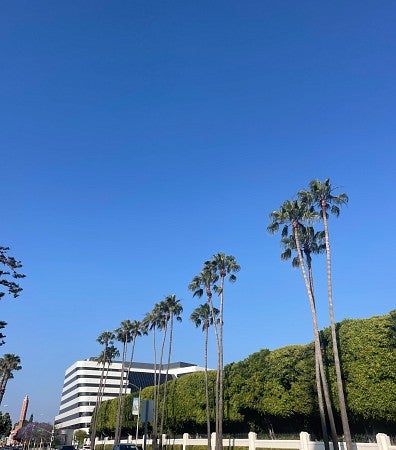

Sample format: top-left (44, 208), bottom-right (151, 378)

top-left (132, 395), bottom-right (141, 443)
top-left (140, 400), bottom-right (154, 450)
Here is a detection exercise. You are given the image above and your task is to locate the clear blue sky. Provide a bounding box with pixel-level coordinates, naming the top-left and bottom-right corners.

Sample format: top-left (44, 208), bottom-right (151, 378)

top-left (1, 1), bottom-right (395, 425)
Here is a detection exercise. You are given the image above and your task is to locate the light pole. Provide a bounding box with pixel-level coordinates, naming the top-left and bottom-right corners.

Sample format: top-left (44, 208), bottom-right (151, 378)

top-left (129, 383), bottom-right (142, 444)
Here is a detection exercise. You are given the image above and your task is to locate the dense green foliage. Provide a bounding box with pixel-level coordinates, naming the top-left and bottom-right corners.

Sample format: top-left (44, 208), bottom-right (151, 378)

top-left (0, 411), bottom-right (12, 438)
top-left (96, 311), bottom-right (396, 438)
top-left (74, 429), bottom-right (88, 447)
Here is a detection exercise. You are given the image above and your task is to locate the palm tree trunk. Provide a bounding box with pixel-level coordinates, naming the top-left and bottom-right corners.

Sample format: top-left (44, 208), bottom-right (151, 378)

top-left (308, 264), bottom-right (329, 450)
top-left (315, 348), bottom-right (329, 450)
top-left (90, 359), bottom-right (107, 450)
top-left (293, 222), bottom-right (339, 450)
top-left (119, 338), bottom-right (137, 437)
top-left (216, 276), bottom-right (225, 450)
top-left (308, 264), bottom-right (333, 450)
top-left (152, 326), bottom-right (158, 450)
top-left (322, 203), bottom-right (352, 450)
top-left (115, 340), bottom-right (128, 444)
top-left (318, 352), bottom-right (339, 449)
top-left (160, 315), bottom-right (174, 436)
top-left (156, 323), bottom-right (168, 449)
top-left (206, 294), bottom-right (220, 450)
top-left (0, 374), bottom-right (8, 405)
top-left (124, 337), bottom-right (137, 396)
top-left (204, 324), bottom-right (211, 450)
top-left (95, 362), bottom-right (112, 437)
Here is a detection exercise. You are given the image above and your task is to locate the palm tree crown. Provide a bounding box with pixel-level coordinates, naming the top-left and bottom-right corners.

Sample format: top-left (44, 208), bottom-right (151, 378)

top-left (0, 354), bottom-right (22, 405)
top-left (299, 178), bottom-right (349, 218)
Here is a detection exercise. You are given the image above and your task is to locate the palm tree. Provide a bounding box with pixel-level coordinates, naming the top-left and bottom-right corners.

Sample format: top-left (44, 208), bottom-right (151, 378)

top-left (190, 303), bottom-right (219, 450)
top-left (114, 320), bottom-right (133, 444)
top-left (160, 295), bottom-right (183, 437)
top-left (300, 178), bottom-right (351, 450)
top-left (189, 264), bottom-right (221, 446)
top-left (90, 331), bottom-right (116, 450)
top-left (279, 225), bottom-right (338, 450)
top-left (207, 253), bottom-right (240, 450)
top-left (0, 354), bottom-right (22, 404)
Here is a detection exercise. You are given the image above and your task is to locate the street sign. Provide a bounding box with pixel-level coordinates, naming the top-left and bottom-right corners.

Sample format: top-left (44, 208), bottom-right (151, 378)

top-left (140, 400), bottom-right (154, 423)
top-left (132, 397), bottom-right (140, 416)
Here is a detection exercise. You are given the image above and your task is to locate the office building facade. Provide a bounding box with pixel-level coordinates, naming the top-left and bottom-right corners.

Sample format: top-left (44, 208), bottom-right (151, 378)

top-left (54, 359), bottom-right (204, 434)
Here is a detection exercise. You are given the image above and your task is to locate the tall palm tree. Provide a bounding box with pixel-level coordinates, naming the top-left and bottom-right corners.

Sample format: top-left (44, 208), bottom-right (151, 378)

top-left (114, 320), bottom-right (133, 444)
top-left (160, 295), bottom-right (183, 436)
top-left (300, 178), bottom-right (351, 450)
top-left (279, 225), bottom-right (338, 450)
top-left (189, 265), bottom-right (220, 448)
top-left (207, 253), bottom-right (240, 450)
top-left (90, 331), bottom-right (116, 450)
top-left (0, 354), bottom-right (22, 404)
top-left (190, 303), bottom-right (219, 450)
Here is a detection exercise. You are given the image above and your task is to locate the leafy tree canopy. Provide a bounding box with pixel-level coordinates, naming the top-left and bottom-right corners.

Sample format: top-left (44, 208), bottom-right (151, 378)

top-left (0, 246), bottom-right (25, 300)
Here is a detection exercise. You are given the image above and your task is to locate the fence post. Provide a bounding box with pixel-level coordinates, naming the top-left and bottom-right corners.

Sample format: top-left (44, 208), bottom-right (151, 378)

top-left (377, 434), bottom-right (391, 450)
top-left (211, 432), bottom-right (217, 450)
top-left (183, 433), bottom-right (189, 450)
top-left (300, 432), bottom-right (311, 450)
top-left (248, 432), bottom-right (257, 450)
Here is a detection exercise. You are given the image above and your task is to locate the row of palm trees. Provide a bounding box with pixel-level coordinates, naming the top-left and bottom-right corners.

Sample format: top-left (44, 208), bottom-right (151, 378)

top-left (89, 178), bottom-right (350, 450)
top-left (268, 178), bottom-right (351, 450)
top-left (90, 294), bottom-right (184, 450)
top-left (188, 254), bottom-right (240, 450)
top-left (90, 253), bottom-right (240, 450)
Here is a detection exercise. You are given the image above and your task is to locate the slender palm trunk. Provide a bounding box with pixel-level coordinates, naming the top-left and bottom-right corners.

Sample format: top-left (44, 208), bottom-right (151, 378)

top-left (0, 373), bottom-right (9, 405)
top-left (206, 293), bottom-right (220, 353)
top-left (156, 323), bottom-right (168, 449)
top-left (293, 222), bottom-right (339, 450)
top-left (315, 353), bottom-right (329, 450)
top-left (204, 323), bottom-right (211, 450)
top-left (152, 326), bottom-right (159, 450)
top-left (322, 203), bottom-right (352, 450)
top-left (119, 338), bottom-right (137, 435)
top-left (206, 292), bottom-right (220, 449)
top-left (308, 263), bottom-right (330, 450)
top-left (115, 340), bottom-right (128, 444)
top-left (160, 315), bottom-right (174, 436)
top-left (90, 358), bottom-right (107, 450)
top-left (124, 337), bottom-right (137, 396)
top-left (91, 361), bottom-right (112, 449)
top-left (216, 276), bottom-right (225, 450)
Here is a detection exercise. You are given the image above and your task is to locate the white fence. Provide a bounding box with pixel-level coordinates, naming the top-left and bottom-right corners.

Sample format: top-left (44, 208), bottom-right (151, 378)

top-left (98, 431), bottom-right (395, 450)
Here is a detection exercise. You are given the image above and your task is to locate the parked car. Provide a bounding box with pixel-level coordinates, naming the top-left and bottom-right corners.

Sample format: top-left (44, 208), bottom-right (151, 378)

top-left (60, 446), bottom-right (75, 450)
top-left (112, 445), bottom-right (141, 450)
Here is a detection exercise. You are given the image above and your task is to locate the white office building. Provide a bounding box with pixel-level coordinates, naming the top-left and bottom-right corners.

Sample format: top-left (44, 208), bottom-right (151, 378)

top-left (54, 359), bottom-right (204, 434)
